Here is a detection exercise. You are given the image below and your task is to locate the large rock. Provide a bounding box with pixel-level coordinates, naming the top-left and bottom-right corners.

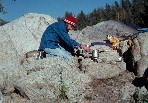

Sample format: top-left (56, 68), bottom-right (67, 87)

top-left (0, 13), bottom-right (57, 95)
top-left (14, 58), bottom-right (92, 103)
top-left (80, 45), bottom-right (126, 79)
top-left (0, 13), bottom-right (144, 102)
top-left (87, 70), bottom-right (135, 103)
top-left (131, 32), bottom-right (148, 76)
top-left (0, 26), bottom-right (24, 94)
top-left (74, 20), bottom-right (137, 43)
top-left (0, 13), bottom-right (57, 58)
top-left (136, 55), bottom-right (148, 77)
top-left (132, 32), bottom-right (148, 62)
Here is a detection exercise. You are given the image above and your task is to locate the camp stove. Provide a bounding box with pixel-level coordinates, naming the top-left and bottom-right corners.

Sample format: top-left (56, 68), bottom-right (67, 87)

top-left (74, 46), bottom-right (111, 62)
top-left (74, 48), bottom-right (101, 62)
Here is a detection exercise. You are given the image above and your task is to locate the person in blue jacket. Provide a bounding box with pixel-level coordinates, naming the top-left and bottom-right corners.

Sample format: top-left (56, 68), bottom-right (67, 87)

top-left (39, 15), bottom-right (90, 61)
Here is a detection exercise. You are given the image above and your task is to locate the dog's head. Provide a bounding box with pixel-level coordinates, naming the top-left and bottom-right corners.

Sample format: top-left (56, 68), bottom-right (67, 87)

top-left (107, 35), bottom-right (116, 43)
top-left (107, 35), bottom-right (115, 40)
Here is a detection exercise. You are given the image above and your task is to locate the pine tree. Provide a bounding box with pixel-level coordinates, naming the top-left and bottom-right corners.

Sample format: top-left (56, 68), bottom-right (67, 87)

top-left (97, 7), bottom-right (105, 22)
top-left (88, 9), bottom-right (99, 26)
top-left (140, 5), bottom-right (148, 27)
top-left (114, 1), bottom-right (120, 21)
top-left (60, 0), bottom-right (148, 29)
top-left (64, 11), bottom-right (73, 18)
top-left (104, 4), bottom-right (112, 20)
top-left (131, 0), bottom-right (145, 26)
top-left (0, 1), bottom-right (8, 14)
top-left (120, 0), bottom-right (127, 21)
top-left (122, 0), bottom-right (132, 23)
top-left (76, 11), bottom-right (87, 30)
top-left (57, 11), bottom-right (73, 21)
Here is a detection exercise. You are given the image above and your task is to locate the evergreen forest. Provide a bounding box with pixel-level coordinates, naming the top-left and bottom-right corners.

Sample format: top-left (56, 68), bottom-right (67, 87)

top-left (58, 0), bottom-right (148, 30)
top-left (0, 0), bottom-right (148, 29)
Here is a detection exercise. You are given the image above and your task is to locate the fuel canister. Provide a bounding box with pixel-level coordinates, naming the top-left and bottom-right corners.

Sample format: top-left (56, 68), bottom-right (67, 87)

top-left (92, 49), bottom-right (99, 62)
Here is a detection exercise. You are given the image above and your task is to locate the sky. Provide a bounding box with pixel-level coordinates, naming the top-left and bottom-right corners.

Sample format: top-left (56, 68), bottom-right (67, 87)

top-left (0, 0), bottom-right (120, 21)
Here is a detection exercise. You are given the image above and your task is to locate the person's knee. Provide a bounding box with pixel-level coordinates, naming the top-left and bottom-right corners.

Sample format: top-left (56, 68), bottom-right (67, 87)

top-left (65, 55), bottom-right (72, 62)
top-left (60, 51), bottom-right (72, 62)
top-left (45, 48), bottom-right (72, 61)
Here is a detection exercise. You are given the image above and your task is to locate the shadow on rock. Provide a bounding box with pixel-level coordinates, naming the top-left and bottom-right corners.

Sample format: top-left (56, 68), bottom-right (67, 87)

top-left (132, 68), bottom-right (148, 90)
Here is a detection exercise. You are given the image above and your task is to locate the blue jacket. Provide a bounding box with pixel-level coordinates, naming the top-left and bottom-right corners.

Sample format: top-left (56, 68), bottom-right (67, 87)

top-left (39, 21), bottom-right (80, 50)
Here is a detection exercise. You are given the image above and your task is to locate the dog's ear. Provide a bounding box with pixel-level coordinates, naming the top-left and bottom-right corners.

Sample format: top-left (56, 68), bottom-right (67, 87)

top-left (107, 35), bottom-right (110, 39)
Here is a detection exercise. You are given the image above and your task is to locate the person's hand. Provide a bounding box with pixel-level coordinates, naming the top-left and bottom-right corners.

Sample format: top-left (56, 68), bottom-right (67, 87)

top-left (80, 44), bottom-right (91, 52)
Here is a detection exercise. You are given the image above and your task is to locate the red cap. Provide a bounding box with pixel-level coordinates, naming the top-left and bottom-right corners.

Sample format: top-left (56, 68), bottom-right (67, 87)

top-left (64, 15), bottom-right (76, 27)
